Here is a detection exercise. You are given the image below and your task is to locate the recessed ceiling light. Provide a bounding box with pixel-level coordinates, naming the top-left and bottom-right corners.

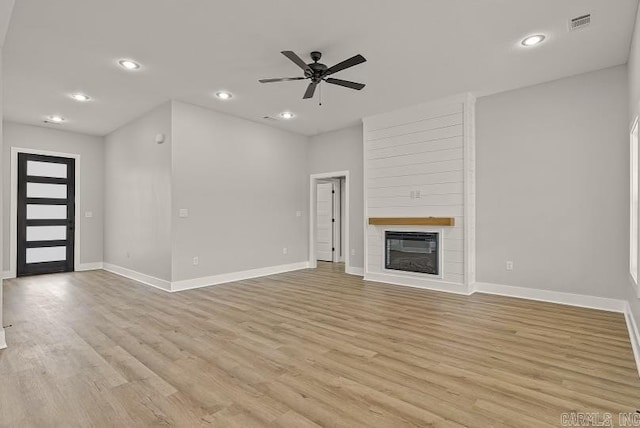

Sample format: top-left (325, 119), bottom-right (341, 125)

top-left (215, 91), bottom-right (233, 100)
top-left (47, 115), bottom-right (65, 123)
top-left (118, 59), bottom-right (141, 70)
top-left (280, 111), bottom-right (295, 120)
top-left (70, 93), bottom-right (91, 102)
top-left (521, 34), bottom-right (546, 47)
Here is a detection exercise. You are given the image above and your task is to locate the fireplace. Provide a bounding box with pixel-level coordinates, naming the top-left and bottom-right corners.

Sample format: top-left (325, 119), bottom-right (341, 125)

top-left (385, 231), bottom-right (439, 275)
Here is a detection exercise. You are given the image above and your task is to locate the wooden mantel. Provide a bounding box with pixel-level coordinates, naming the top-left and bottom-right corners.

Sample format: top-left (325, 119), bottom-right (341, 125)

top-left (368, 217), bottom-right (455, 226)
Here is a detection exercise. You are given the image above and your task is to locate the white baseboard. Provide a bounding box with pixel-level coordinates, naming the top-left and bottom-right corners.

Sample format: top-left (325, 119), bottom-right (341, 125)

top-left (346, 266), bottom-right (364, 276)
top-left (0, 328), bottom-right (6, 350)
top-left (102, 261), bottom-right (311, 293)
top-left (102, 263), bottom-right (172, 292)
top-left (171, 261), bottom-right (311, 292)
top-left (624, 302), bottom-right (640, 378)
top-left (474, 282), bottom-right (626, 313)
top-left (1, 271), bottom-right (13, 280)
top-left (77, 262), bottom-right (104, 271)
top-left (364, 272), bottom-right (470, 295)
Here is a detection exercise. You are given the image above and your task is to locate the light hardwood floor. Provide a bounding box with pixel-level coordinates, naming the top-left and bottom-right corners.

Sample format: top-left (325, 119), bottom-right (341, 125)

top-left (1, 262), bottom-right (639, 427)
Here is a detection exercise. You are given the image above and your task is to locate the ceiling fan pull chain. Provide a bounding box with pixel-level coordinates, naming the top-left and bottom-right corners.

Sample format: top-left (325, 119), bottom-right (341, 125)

top-left (319, 83), bottom-right (322, 106)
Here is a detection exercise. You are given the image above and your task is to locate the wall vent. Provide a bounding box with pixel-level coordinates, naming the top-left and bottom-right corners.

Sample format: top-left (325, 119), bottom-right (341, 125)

top-left (568, 14), bottom-right (591, 31)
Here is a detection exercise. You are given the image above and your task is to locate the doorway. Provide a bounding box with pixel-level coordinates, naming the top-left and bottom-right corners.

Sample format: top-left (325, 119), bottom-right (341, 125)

top-left (316, 179), bottom-right (344, 263)
top-left (11, 149), bottom-right (79, 277)
top-left (309, 171), bottom-right (352, 274)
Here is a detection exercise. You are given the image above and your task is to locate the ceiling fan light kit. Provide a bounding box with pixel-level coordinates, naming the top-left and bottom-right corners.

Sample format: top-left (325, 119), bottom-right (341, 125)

top-left (259, 50), bottom-right (367, 102)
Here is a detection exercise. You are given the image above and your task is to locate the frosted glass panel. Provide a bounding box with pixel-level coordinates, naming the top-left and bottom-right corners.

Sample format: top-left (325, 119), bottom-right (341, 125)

top-left (27, 182), bottom-right (67, 199)
top-left (26, 246), bottom-right (66, 263)
top-left (27, 205), bottom-right (67, 219)
top-left (27, 161), bottom-right (67, 178)
top-left (26, 226), bottom-right (66, 241)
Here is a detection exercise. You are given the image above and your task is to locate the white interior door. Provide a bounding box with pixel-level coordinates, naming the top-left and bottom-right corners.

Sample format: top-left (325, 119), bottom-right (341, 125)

top-left (316, 182), bottom-right (334, 262)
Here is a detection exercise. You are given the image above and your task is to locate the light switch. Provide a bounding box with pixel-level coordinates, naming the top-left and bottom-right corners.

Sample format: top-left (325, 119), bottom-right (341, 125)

top-left (179, 209), bottom-right (189, 218)
top-left (84, 211), bottom-right (93, 218)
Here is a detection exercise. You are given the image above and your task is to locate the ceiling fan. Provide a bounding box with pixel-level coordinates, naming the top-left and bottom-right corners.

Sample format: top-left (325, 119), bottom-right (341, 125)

top-left (259, 51), bottom-right (366, 100)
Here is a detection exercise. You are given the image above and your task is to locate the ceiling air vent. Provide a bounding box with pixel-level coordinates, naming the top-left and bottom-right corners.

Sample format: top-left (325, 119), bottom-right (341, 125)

top-left (568, 14), bottom-right (591, 32)
top-left (262, 116), bottom-right (277, 121)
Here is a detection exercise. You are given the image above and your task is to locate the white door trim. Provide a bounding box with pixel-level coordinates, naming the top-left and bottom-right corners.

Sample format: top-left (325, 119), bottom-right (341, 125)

top-left (309, 171), bottom-right (351, 273)
top-left (9, 147), bottom-right (81, 278)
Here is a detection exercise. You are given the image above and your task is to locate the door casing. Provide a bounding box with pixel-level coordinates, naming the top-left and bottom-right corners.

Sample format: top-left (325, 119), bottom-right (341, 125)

top-left (309, 170), bottom-right (353, 274)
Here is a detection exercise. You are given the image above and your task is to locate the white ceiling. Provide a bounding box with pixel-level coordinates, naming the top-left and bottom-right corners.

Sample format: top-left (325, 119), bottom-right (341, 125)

top-left (3, 0), bottom-right (638, 136)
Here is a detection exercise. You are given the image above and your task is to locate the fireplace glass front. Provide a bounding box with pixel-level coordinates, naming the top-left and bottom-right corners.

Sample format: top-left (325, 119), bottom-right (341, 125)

top-left (385, 231), bottom-right (439, 275)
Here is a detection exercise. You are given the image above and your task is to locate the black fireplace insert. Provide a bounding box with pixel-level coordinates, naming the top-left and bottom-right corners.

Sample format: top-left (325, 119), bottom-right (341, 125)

top-left (385, 231), bottom-right (439, 275)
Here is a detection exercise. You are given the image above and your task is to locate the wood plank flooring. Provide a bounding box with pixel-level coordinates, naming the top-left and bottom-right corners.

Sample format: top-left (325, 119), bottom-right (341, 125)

top-left (1, 262), bottom-right (639, 427)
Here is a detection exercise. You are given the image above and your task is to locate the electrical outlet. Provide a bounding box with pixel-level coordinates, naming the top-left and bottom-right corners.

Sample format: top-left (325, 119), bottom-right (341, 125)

top-left (179, 209), bottom-right (189, 218)
top-left (193, 257), bottom-right (199, 265)
top-left (296, 211), bottom-right (302, 217)
top-left (415, 190), bottom-right (421, 199)
top-left (84, 211), bottom-right (93, 218)
top-left (506, 261), bottom-right (514, 271)
top-left (282, 247), bottom-right (288, 255)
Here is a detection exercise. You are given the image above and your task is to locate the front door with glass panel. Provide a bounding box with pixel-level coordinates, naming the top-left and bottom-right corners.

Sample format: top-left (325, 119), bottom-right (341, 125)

top-left (17, 153), bottom-right (75, 276)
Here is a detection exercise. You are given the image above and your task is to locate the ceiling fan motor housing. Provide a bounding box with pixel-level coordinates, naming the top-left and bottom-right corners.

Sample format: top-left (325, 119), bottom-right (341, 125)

top-left (307, 51), bottom-right (327, 81)
top-left (308, 62), bottom-right (328, 81)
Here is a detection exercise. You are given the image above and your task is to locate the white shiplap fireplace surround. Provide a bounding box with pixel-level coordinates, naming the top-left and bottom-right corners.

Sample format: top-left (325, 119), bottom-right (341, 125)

top-left (363, 94), bottom-right (476, 295)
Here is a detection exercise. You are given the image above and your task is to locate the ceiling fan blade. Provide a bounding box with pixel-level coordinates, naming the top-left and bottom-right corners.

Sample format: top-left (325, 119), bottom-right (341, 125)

top-left (325, 78), bottom-right (365, 90)
top-left (281, 51), bottom-right (311, 71)
top-left (325, 54), bottom-right (366, 75)
top-left (259, 77), bottom-right (306, 83)
top-left (303, 82), bottom-right (318, 99)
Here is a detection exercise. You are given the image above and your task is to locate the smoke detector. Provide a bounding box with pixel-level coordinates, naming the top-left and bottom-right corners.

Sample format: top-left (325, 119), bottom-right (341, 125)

top-left (568, 14), bottom-right (591, 32)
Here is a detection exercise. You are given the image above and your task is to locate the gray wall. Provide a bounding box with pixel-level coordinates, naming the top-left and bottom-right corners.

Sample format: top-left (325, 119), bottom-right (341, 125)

top-left (2, 121), bottom-right (104, 268)
top-left (171, 101), bottom-right (309, 281)
top-left (630, 5), bottom-right (640, 123)
top-left (104, 102), bottom-right (172, 281)
top-left (1, 49), bottom-right (4, 332)
top-left (476, 65), bottom-right (628, 299)
top-left (627, 6), bottom-right (640, 327)
top-left (308, 125), bottom-right (364, 269)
